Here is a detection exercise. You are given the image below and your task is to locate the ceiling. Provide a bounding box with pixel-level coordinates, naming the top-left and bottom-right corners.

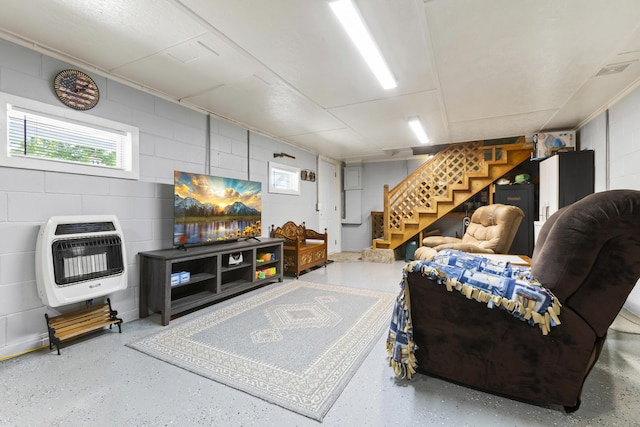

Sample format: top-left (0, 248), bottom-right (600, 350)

top-left (1, 0), bottom-right (640, 162)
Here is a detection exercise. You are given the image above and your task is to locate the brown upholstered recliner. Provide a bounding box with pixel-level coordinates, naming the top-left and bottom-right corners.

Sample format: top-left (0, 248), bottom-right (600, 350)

top-left (403, 190), bottom-right (640, 411)
top-left (419, 203), bottom-right (524, 257)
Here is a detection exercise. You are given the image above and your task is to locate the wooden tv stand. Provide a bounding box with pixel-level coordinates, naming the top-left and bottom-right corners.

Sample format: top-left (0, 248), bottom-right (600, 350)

top-left (138, 238), bottom-right (284, 325)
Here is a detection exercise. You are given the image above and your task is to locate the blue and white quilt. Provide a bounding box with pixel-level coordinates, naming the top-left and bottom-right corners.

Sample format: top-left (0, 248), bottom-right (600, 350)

top-left (387, 249), bottom-right (562, 379)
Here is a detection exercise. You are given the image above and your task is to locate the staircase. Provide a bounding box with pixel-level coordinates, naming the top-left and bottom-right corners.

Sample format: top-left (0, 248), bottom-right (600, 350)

top-left (373, 137), bottom-right (533, 250)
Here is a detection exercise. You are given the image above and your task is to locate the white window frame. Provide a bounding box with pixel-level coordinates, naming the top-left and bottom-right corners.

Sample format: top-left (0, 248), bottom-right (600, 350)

top-left (0, 92), bottom-right (139, 180)
top-left (268, 161), bottom-right (300, 195)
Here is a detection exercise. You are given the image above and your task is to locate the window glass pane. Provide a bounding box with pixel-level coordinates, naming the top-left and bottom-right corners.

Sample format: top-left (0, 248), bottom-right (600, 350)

top-left (268, 162), bottom-right (300, 195)
top-left (8, 106), bottom-right (125, 169)
top-left (1, 91), bottom-right (139, 180)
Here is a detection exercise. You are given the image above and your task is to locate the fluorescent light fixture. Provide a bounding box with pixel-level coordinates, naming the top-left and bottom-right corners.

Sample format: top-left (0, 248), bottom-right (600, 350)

top-left (329, 0), bottom-right (397, 89)
top-left (408, 117), bottom-right (429, 144)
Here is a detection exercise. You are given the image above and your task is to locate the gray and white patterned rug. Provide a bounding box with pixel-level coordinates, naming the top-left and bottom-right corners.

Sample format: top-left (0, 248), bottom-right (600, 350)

top-left (127, 281), bottom-right (395, 421)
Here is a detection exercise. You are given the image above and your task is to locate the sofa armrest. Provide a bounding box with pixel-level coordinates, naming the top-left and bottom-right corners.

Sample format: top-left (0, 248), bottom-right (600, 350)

top-left (530, 190), bottom-right (640, 337)
top-left (423, 236), bottom-right (462, 247)
top-left (432, 243), bottom-right (495, 254)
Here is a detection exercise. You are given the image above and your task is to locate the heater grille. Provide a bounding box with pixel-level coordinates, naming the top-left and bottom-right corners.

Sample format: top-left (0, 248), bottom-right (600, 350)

top-left (51, 235), bottom-right (124, 286)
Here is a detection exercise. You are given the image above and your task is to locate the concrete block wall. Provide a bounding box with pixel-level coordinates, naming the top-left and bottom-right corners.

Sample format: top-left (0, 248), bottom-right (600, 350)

top-left (342, 158), bottom-right (427, 251)
top-left (608, 86), bottom-right (640, 190)
top-left (578, 84), bottom-right (640, 314)
top-left (0, 39), bottom-right (319, 358)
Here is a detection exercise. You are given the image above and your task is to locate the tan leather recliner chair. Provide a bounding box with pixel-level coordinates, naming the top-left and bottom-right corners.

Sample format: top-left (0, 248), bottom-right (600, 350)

top-left (416, 203), bottom-right (524, 260)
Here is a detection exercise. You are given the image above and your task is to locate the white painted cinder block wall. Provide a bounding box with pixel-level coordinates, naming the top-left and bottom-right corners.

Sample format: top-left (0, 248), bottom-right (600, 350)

top-left (0, 39), bottom-right (319, 359)
top-left (341, 158), bottom-right (428, 252)
top-left (579, 84), bottom-right (640, 314)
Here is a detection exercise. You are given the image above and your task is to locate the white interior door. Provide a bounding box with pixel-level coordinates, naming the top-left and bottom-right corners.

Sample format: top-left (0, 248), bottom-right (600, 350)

top-left (319, 158), bottom-right (340, 254)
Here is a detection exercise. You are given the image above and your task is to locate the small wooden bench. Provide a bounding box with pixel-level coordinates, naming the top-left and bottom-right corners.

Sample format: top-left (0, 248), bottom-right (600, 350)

top-left (270, 221), bottom-right (328, 278)
top-left (45, 298), bottom-right (122, 355)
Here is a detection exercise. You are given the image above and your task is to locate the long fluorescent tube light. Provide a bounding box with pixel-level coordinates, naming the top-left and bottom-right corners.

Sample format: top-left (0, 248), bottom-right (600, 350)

top-left (408, 117), bottom-right (429, 144)
top-left (329, 0), bottom-right (397, 89)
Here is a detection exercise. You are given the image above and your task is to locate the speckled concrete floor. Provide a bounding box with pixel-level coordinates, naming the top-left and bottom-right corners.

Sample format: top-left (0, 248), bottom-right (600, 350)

top-left (2, 260), bottom-right (640, 426)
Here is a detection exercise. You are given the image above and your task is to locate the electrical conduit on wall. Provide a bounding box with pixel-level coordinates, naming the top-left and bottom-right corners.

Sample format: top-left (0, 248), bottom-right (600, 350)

top-left (205, 114), bottom-right (211, 174)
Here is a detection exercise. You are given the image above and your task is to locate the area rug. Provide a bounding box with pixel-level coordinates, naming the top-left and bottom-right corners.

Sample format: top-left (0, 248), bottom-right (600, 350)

top-left (127, 281), bottom-right (395, 421)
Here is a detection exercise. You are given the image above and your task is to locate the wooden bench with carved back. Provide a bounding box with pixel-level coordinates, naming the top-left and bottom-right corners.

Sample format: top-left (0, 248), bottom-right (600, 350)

top-left (269, 221), bottom-right (328, 278)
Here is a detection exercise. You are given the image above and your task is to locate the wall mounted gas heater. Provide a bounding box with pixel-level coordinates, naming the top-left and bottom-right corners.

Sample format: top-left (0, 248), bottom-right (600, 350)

top-left (35, 215), bottom-right (128, 307)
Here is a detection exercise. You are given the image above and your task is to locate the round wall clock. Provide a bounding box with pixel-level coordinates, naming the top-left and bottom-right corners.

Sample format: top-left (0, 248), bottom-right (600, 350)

top-left (53, 69), bottom-right (100, 110)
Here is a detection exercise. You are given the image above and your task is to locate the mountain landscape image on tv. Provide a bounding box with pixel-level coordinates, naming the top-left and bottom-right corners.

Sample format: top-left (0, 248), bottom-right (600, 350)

top-left (174, 171), bottom-right (262, 247)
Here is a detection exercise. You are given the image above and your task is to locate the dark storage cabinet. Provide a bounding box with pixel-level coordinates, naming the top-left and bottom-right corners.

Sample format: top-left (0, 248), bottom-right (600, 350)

top-left (539, 150), bottom-right (595, 221)
top-left (494, 183), bottom-right (536, 257)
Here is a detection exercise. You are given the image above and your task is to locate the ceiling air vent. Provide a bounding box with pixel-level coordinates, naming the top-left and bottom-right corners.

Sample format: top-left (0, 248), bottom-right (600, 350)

top-left (596, 62), bottom-right (633, 77)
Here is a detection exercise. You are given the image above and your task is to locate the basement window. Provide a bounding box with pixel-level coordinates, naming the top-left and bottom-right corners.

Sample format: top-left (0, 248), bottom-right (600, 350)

top-left (0, 92), bottom-right (139, 180)
top-left (268, 162), bottom-right (300, 195)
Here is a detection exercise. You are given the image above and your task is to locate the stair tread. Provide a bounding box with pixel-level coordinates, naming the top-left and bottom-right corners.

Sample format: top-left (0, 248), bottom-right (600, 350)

top-left (377, 139), bottom-right (532, 251)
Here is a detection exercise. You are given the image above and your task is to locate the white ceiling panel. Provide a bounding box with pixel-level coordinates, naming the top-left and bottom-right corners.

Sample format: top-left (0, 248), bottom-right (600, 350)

top-left (1, 0), bottom-right (640, 161)
top-left (329, 90), bottom-right (446, 147)
top-left (111, 33), bottom-right (265, 100)
top-left (187, 75), bottom-right (344, 138)
top-left (545, 61), bottom-right (640, 131)
top-left (449, 109), bottom-right (558, 143)
top-left (286, 128), bottom-right (380, 161)
top-left (179, 0), bottom-right (435, 108)
top-left (0, 0), bottom-right (204, 70)
top-left (427, 0), bottom-right (640, 122)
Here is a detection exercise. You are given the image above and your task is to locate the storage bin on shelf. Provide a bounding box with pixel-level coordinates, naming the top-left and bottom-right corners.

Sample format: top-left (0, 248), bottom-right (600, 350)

top-left (256, 266), bottom-right (277, 280)
top-left (170, 271), bottom-right (190, 286)
top-left (257, 252), bottom-right (275, 262)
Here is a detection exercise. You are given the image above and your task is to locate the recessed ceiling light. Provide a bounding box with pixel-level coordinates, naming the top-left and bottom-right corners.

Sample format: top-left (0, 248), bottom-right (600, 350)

top-left (329, 0), bottom-right (397, 89)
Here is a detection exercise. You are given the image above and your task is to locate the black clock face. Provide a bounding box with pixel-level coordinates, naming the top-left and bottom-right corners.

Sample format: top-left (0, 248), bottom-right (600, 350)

top-left (53, 69), bottom-right (100, 110)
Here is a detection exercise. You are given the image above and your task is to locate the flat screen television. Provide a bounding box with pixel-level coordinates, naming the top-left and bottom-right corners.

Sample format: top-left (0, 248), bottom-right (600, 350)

top-left (173, 171), bottom-right (262, 247)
